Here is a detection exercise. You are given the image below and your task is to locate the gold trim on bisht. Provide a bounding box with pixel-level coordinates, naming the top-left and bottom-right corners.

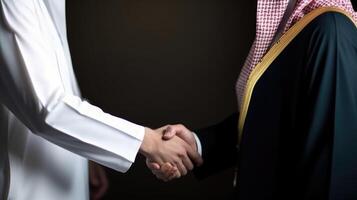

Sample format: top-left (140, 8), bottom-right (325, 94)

top-left (238, 7), bottom-right (357, 144)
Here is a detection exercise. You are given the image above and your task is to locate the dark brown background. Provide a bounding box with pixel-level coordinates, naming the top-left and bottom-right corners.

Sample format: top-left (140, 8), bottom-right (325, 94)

top-left (66, 1), bottom-right (356, 199)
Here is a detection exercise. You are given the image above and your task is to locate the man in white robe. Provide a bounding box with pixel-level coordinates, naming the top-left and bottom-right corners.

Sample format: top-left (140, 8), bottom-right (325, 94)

top-left (0, 0), bottom-right (202, 199)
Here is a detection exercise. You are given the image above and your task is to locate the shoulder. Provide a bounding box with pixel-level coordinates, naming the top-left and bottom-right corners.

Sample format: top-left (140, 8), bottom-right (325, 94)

top-left (307, 11), bottom-right (357, 42)
top-left (301, 11), bottom-right (357, 82)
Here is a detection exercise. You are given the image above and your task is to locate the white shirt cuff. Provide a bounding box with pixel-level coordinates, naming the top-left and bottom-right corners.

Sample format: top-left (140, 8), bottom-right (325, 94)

top-left (192, 132), bottom-right (202, 156)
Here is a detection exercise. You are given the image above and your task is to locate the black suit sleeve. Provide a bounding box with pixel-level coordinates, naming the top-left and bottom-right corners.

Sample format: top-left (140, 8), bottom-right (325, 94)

top-left (193, 113), bottom-right (239, 179)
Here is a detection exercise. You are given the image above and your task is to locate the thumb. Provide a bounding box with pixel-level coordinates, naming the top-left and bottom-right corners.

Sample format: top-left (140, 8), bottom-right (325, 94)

top-left (146, 159), bottom-right (161, 170)
top-left (162, 126), bottom-right (176, 140)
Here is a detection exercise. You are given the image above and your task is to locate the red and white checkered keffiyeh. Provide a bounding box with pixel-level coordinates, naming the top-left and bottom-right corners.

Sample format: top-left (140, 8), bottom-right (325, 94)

top-left (236, 0), bottom-right (357, 109)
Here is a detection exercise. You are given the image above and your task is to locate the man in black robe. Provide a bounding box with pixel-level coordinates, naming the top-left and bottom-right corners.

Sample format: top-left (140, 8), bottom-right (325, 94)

top-left (148, 3), bottom-right (357, 200)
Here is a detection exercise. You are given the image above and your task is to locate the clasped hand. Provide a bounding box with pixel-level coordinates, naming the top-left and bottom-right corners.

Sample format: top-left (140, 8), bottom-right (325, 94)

top-left (140, 125), bottom-right (202, 182)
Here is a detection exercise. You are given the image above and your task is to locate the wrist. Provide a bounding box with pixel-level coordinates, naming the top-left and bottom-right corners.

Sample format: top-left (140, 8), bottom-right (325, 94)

top-left (139, 127), bottom-right (155, 157)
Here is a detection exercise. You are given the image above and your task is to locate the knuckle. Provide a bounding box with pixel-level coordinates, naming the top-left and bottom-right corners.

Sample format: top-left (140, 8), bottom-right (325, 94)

top-left (178, 124), bottom-right (185, 129)
top-left (174, 160), bottom-right (180, 165)
top-left (178, 151), bottom-right (186, 158)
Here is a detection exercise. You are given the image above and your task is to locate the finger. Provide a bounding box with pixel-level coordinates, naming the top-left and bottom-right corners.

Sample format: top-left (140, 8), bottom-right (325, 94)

top-left (146, 160), bottom-right (161, 170)
top-left (160, 163), bottom-right (176, 176)
top-left (156, 169), bottom-right (178, 182)
top-left (153, 164), bottom-right (174, 182)
top-left (171, 168), bottom-right (181, 179)
top-left (175, 160), bottom-right (187, 176)
top-left (181, 153), bottom-right (194, 171)
top-left (149, 163), bottom-right (174, 180)
top-left (162, 126), bottom-right (176, 140)
top-left (163, 165), bottom-right (181, 181)
top-left (156, 125), bottom-right (169, 132)
top-left (164, 165), bottom-right (180, 180)
top-left (185, 144), bottom-right (204, 166)
top-left (163, 125), bottom-right (190, 141)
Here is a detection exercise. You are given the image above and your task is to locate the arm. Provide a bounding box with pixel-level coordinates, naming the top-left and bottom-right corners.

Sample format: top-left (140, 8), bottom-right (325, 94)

top-left (301, 13), bottom-right (357, 199)
top-left (0, 0), bottom-right (143, 172)
top-left (0, 1), bottom-right (201, 174)
top-left (193, 113), bottom-right (239, 179)
top-left (147, 113), bottom-right (238, 180)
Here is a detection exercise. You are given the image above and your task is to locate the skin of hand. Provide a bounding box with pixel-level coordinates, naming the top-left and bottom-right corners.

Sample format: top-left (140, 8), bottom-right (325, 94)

top-left (89, 161), bottom-right (109, 200)
top-left (146, 124), bottom-right (202, 181)
top-left (140, 127), bottom-right (202, 176)
top-left (145, 159), bottom-right (177, 182)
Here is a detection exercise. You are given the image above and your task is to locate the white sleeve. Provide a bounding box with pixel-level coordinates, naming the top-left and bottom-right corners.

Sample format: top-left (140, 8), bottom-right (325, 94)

top-left (0, 0), bottom-right (144, 172)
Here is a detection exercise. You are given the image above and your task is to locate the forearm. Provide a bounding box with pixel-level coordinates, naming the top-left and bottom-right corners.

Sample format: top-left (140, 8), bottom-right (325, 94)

top-left (0, 1), bottom-right (145, 173)
top-left (0, 87), bottom-right (146, 172)
top-left (42, 95), bottom-right (145, 172)
top-left (193, 113), bottom-right (239, 179)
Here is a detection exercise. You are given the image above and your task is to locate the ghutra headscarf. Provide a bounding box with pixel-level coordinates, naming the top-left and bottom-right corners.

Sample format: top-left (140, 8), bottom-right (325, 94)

top-left (236, 0), bottom-right (357, 108)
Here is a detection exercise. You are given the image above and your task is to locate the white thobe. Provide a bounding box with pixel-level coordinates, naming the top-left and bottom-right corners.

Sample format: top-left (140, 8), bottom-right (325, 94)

top-left (0, 0), bottom-right (145, 199)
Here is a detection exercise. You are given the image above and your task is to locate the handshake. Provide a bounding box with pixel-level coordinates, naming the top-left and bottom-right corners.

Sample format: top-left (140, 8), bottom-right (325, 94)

top-left (139, 125), bottom-right (203, 181)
